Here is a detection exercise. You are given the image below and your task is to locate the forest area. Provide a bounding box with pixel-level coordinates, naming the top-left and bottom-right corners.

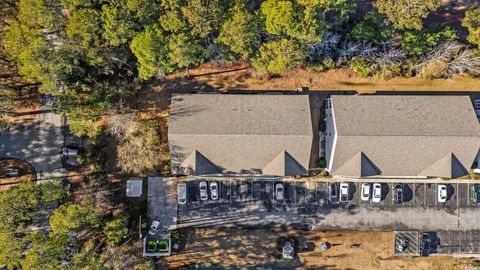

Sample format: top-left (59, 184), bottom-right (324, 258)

top-left (1, 0), bottom-right (480, 269)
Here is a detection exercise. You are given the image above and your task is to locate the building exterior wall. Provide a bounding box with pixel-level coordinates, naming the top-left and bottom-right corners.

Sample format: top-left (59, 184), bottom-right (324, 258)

top-left (324, 98), bottom-right (337, 172)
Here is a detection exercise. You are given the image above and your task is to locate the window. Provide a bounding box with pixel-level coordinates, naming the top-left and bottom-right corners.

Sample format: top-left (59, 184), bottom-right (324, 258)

top-left (475, 99), bottom-right (480, 110)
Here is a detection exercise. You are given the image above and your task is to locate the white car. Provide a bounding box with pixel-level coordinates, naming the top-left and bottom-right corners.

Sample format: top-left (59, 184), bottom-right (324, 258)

top-left (438, 184), bottom-right (447, 203)
top-left (210, 182), bottom-right (219, 200)
top-left (149, 219), bottom-right (160, 235)
top-left (372, 183), bottom-right (382, 203)
top-left (275, 183), bottom-right (284, 201)
top-left (199, 181), bottom-right (208, 201)
top-left (339, 182), bottom-right (349, 203)
top-left (177, 182), bottom-right (187, 205)
top-left (361, 183), bottom-right (370, 201)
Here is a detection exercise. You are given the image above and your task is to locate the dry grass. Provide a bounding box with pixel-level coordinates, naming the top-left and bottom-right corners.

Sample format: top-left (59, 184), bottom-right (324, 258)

top-left (164, 63), bottom-right (480, 93)
top-left (164, 228), bottom-right (471, 270)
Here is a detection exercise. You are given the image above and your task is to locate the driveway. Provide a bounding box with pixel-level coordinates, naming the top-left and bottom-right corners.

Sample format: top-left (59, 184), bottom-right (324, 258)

top-left (0, 112), bottom-right (66, 180)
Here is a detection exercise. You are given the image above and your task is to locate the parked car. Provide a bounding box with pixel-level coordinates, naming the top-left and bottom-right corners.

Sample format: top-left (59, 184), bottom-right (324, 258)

top-left (360, 183), bottom-right (370, 201)
top-left (328, 183), bottom-right (338, 204)
top-left (210, 182), bottom-right (219, 200)
top-left (6, 168), bottom-right (20, 177)
top-left (420, 233), bottom-right (431, 256)
top-left (199, 181), bottom-right (208, 201)
top-left (275, 183), bottom-right (284, 201)
top-left (394, 184), bottom-right (403, 204)
top-left (372, 183), bottom-right (382, 203)
top-left (471, 184), bottom-right (480, 203)
top-left (339, 183), bottom-right (349, 203)
top-left (437, 184), bottom-right (447, 203)
top-left (177, 182), bottom-right (187, 205)
top-left (149, 219), bottom-right (161, 235)
top-left (62, 147), bottom-right (79, 156)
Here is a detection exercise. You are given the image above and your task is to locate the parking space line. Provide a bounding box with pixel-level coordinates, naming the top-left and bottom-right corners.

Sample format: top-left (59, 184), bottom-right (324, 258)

top-left (412, 183), bottom-right (416, 206)
top-left (467, 183), bottom-right (470, 206)
top-left (434, 183), bottom-right (437, 207)
top-left (423, 184), bottom-right (427, 206)
top-left (229, 180), bottom-right (232, 205)
top-left (456, 183), bottom-right (459, 209)
top-left (315, 182), bottom-right (319, 205)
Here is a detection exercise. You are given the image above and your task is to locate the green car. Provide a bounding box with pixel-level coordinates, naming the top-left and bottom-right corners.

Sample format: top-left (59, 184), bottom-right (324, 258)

top-left (471, 184), bottom-right (480, 203)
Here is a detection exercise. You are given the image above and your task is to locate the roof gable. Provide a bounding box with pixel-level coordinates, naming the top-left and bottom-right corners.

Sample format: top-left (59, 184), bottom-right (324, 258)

top-left (334, 151), bottom-right (380, 177)
top-left (179, 150), bottom-right (221, 175)
top-left (420, 153), bottom-right (468, 178)
top-left (262, 150), bottom-right (307, 176)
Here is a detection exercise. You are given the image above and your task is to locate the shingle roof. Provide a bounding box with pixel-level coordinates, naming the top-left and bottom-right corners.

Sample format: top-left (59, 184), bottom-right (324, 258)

top-left (330, 95), bottom-right (480, 178)
top-left (169, 94), bottom-right (313, 176)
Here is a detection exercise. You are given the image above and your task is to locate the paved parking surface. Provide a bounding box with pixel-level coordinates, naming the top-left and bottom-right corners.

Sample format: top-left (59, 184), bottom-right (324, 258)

top-left (175, 180), bottom-right (480, 231)
top-left (437, 230), bottom-right (480, 255)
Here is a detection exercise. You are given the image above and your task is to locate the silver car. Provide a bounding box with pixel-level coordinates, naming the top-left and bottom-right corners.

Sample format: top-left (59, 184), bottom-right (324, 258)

top-left (361, 183), bottom-right (370, 201)
top-left (177, 182), bottom-right (187, 205)
top-left (275, 183), bottom-right (284, 201)
top-left (210, 182), bottom-right (219, 200)
top-left (199, 181), bottom-right (208, 201)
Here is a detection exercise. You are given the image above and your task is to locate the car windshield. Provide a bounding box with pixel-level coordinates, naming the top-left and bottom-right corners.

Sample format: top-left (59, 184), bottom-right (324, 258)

top-left (200, 185), bottom-right (206, 190)
top-left (277, 187), bottom-right (283, 192)
top-left (211, 185), bottom-right (217, 190)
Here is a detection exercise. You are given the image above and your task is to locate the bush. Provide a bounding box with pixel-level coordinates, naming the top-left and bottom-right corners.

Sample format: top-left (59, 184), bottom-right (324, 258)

top-left (400, 26), bottom-right (458, 57)
top-left (39, 180), bottom-right (68, 203)
top-left (103, 212), bottom-right (129, 245)
top-left (350, 58), bottom-right (373, 77)
top-left (420, 60), bottom-right (448, 79)
top-left (117, 121), bottom-right (163, 174)
top-left (375, 64), bottom-right (402, 79)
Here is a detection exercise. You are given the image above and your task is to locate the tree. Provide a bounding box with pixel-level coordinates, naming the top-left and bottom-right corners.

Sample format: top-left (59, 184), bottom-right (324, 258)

top-left (101, 2), bottom-right (137, 46)
top-left (252, 39), bottom-right (306, 73)
top-left (181, 0), bottom-right (225, 38)
top-left (39, 180), bottom-right (68, 203)
top-left (66, 8), bottom-right (104, 64)
top-left (168, 33), bottom-right (207, 75)
top-left (462, 8), bottom-right (480, 47)
top-left (217, 1), bottom-right (261, 59)
top-left (261, 0), bottom-right (297, 37)
top-left (351, 12), bottom-right (394, 45)
top-left (374, 0), bottom-right (442, 30)
top-left (130, 25), bottom-right (173, 80)
top-left (400, 26), bottom-right (458, 57)
top-left (49, 201), bottom-right (102, 235)
top-left (0, 181), bottom-right (39, 230)
top-left (103, 212), bottom-right (129, 245)
top-left (0, 231), bottom-right (23, 269)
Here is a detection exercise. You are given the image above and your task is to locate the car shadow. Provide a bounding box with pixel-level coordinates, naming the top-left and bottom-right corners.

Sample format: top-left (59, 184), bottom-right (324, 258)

top-left (403, 184), bottom-right (414, 202)
top-left (381, 183), bottom-right (390, 201)
top-left (446, 184), bottom-right (455, 201)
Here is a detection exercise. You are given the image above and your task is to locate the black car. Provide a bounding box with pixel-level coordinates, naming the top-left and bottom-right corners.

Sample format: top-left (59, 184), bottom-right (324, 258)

top-left (394, 184), bottom-right (403, 203)
top-left (420, 233), bottom-right (430, 256)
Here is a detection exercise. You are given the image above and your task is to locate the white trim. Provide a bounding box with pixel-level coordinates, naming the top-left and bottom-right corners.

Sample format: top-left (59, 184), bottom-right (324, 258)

top-left (327, 99), bottom-right (338, 173)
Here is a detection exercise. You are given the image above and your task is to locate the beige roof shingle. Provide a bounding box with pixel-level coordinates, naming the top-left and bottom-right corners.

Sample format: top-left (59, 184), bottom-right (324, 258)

top-left (169, 94), bottom-right (313, 176)
top-left (330, 95), bottom-right (480, 178)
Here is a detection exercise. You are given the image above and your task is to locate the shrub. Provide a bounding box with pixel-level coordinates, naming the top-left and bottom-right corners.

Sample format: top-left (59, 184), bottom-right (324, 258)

top-left (375, 64), bottom-right (402, 79)
top-left (350, 57), bottom-right (373, 77)
top-left (103, 212), bottom-right (129, 245)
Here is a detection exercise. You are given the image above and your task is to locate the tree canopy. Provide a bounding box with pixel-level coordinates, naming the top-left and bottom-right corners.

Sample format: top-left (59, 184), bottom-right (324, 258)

top-left (374, 0), bottom-right (442, 30)
top-left (462, 8), bottom-right (480, 47)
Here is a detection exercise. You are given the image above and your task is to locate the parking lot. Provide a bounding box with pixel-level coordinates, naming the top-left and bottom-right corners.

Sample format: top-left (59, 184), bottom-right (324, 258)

top-left (178, 180), bottom-right (480, 209)
top-left (174, 180), bottom-right (480, 232)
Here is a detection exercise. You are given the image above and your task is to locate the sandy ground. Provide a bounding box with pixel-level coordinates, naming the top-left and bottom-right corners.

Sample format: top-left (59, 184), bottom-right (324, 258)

top-left (163, 228), bottom-right (472, 270)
